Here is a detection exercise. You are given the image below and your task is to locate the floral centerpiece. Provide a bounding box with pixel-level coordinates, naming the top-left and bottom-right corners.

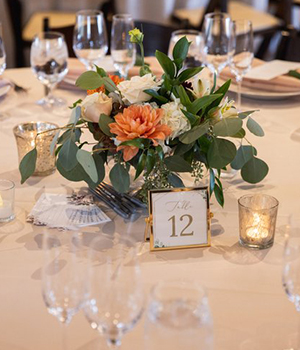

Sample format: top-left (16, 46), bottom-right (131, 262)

top-left (19, 29), bottom-right (268, 206)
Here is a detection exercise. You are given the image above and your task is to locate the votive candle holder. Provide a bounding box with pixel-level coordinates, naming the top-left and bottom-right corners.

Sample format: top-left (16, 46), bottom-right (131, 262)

top-left (238, 194), bottom-right (279, 249)
top-left (0, 179), bottom-right (15, 223)
top-left (13, 122), bottom-right (59, 176)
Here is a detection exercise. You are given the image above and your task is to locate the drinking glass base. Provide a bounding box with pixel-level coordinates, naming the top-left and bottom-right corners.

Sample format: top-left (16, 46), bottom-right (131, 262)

top-left (0, 214), bottom-right (15, 223)
top-left (239, 238), bottom-right (274, 250)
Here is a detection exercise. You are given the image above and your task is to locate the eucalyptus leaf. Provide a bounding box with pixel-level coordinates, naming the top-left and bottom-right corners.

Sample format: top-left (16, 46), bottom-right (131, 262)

top-left (76, 71), bottom-right (103, 90)
top-left (174, 142), bottom-right (194, 156)
top-left (209, 169), bottom-right (215, 195)
top-left (109, 163), bottom-right (130, 193)
top-left (68, 106), bottom-right (81, 125)
top-left (231, 145), bottom-right (257, 170)
top-left (99, 114), bottom-right (114, 137)
top-left (19, 148), bottom-right (37, 184)
top-left (102, 77), bottom-right (118, 93)
top-left (58, 129), bottom-right (72, 144)
top-left (76, 149), bottom-right (98, 183)
top-left (164, 155), bottom-right (192, 172)
top-left (214, 182), bottom-right (224, 207)
top-left (155, 50), bottom-right (175, 78)
top-left (56, 157), bottom-right (87, 182)
top-left (247, 117), bottom-right (265, 137)
top-left (59, 139), bottom-right (79, 171)
top-left (188, 94), bottom-right (222, 115)
top-left (172, 36), bottom-right (190, 63)
top-left (179, 123), bottom-right (209, 144)
top-left (50, 130), bottom-right (60, 155)
top-left (238, 110), bottom-right (258, 119)
top-left (241, 157), bottom-right (269, 184)
top-left (207, 138), bottom-right (237, 169)
top-left (232, 128), bottom-right (246, 138)
top-left (167, 173), bottom-right (184, 187)
top-left (93, 153), bottom-right (105, 184)
top-left (213, 118), bottom-right (243, 137)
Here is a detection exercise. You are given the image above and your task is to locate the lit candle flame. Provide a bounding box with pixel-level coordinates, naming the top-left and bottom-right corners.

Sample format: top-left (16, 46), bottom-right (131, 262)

top-left (246, 212), bottom-right (268, 239)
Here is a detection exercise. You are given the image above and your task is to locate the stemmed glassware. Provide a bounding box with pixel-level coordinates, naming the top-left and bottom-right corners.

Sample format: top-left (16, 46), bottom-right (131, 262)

top-left (168, 29), bottom-right (203, 68)
top-left (230, 20), bottom-right (254, 111)
top-left (0, 22), bottom-right (6, 77)
top-left (84, 235), bottom-right (144, 349)
top-left (145, 280), bottom-right (213, 350)
top-left (202, 12), bottom-right (234, 82)
top-left (30, 32), bottom-right (68, 108)
top-left (73, 10), bottom-right (108, 71)
top-left (111, 14), bottom-right (136, 78)
top-left (282, 217), bottom-right (300, 349)
top-left (42, 230), bottom-right (84, 349)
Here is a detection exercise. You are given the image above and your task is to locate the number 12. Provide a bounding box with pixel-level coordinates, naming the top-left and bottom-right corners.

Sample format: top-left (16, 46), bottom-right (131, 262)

top-left (168, 214), bottom-right (194, 237)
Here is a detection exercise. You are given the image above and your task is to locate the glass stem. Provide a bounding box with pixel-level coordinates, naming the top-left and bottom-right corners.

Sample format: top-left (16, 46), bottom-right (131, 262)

top-left (236, 76), bottom-right (243, 112)
top-left (45, 83), bottom-right (56, 103)
top-left (61, 322), bottom-right (68, 350)
top-left (106, 338), bottom-right (121, 349)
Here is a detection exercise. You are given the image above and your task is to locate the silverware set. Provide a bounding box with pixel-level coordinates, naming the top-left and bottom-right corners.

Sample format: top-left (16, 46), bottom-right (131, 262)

top-left (90, 182), bottom-right (146, 219)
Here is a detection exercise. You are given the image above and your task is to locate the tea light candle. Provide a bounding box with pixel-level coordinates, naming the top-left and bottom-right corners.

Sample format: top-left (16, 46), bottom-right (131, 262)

top-left (238, 194), bottom-right (279, 249)
top-left (0, 182), bottom-right (15, 223)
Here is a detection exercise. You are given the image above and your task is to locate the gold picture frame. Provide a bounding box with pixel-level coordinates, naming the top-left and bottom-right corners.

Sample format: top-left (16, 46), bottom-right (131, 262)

top-left (146, 186), bottom-right (211, 251)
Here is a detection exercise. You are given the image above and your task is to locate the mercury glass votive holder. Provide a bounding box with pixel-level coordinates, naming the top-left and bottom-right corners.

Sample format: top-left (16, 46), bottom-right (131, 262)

top-left (238, 194), bottom-right (279, 249)
top-left (0, 179), bottom-right (15, 223)
top-left (13, 122), bottom-right (59, 176)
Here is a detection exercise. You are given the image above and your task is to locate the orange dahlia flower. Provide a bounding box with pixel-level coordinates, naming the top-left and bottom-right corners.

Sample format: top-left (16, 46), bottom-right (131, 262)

top-left (87, 74), bottom-right (124, 95)
top-left (109, 105), bottom-right (172, 161)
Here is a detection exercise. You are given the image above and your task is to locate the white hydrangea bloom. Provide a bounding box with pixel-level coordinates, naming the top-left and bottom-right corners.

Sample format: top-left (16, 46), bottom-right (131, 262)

top-left (161, 99), bottom-right (191, 140)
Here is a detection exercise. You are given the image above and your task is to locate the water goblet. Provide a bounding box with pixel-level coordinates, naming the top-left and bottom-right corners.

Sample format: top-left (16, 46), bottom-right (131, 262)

top-left (168, 29), bottom-right (203, 68)
top-left (30, 32), bottom-right (68, 108)
top-left (84, 235), bottom-right (144, 349)
top-left (230, 20), bottom-right (254, 111)
top-left (0, 22), bottom-right (6, 77)
top-left (282, 217), bottom-right (300, 349)
top-left (145, 280), bottom-right (213, 350)
top-left (73, 10), bottom-right (108, 71)
top-left (203, 12), bottom-right (234, 82)
top-left (111, 14), bottom-right (136, 78)
top-left (42, 230), bottom-right (84, 349)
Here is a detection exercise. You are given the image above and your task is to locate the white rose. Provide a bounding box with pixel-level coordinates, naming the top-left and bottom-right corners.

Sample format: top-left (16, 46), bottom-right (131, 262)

top-left (81, 92), bottom-right (113, 123)
top-left (161, 99), bottom-right (191, 140)
top-left (189, 68), bottom-right (211, 98)
top-left (118, 73), bottom-right (161, 104)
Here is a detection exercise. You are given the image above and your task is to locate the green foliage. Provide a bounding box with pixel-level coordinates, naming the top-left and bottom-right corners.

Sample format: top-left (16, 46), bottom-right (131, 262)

top-left (207, 138), bottom-right (237, 169)
top-left (188, 94), bottom-right (222, 115)
top-left (164, 155), bottom-right (193, 172)
top-left (213, 118), bottom-right (243, 137)
top-left (241, 157), bottom-right (269, 183)
top-left (172, 36), bottom-right (190, 64)
top-left (59, 139), bottom-right (78, 171)
top-left (231, 145), bottom-right (257, 170)
top-left (155, 50), bottom-right (176, 79)
top-left (177, 67), bottom-right (203, 83)
top-left (179, 123), bottom-right (209, 144)
top-left (246, 117), bottom-right (264, 136)
top-left (19, 148), bottom-right (37, 184)
top-left (144, 89), bottom-right (168, 103)
top-left (109, 163), bottom-right (130, 193)
top-left (76, 149), bottom-right (98, 183)
top-left (238, 110), bottom-right (258, 119)
top-left (99, 114), bottom-right (114, 136)
top-left (288, 70), bottom-right (300, 80)
top-left (167, 173), bottom-right (184, 187)
top-left (135, 153), bottom-right (147, 179)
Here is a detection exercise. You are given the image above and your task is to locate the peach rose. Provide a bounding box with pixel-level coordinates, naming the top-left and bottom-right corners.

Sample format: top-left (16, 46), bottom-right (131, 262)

top-left (109, 105), bottom-right (171, 161)
top-left (81, 92), bottom-right (113, 123)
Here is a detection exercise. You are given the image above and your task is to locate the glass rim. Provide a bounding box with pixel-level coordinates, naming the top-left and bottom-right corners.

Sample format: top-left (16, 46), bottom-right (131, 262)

top-left (171, 29), bottom-right (201, 36)
top-left (204, 12), bottom-right (231, 20)
top-left (33, 31), bottom-right (65, 41)
top-left (238, 194), bottom-right (279, 211)
top-left (13, 121), bottom-right (59, 136)
top-left (112, 13), bottom-right (133, 20)
top-left (233, 19), bottom-right (253, 29)
top-left (76, 9), bottom-right (103, 17)
top-left (150, 280), bottom-right (207, 300)
top-left (0, 179), bottom-right (15, 191)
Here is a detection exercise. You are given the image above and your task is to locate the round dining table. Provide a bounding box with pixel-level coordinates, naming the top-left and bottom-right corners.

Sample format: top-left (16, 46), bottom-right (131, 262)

top-left (0, 63), bottom-right (300, 350)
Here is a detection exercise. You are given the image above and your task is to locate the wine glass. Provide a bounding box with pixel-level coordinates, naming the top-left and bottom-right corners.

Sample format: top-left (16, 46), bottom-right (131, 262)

top-left (84, 235), bottom-right (144, 348)
top-left (282, 217), bottom-right (300, 349)
top-left (42, 230), bottom-right (84, 349)
top-left (230, 20), bottom-right (254, 111)
top-left (0, 22), bottom-right (6, 76)
top-left (145, 280), bottom-right (213, 350)
top-left (111, 14), bottom-right (136, 78)
top-left (73, 10), bottom-right (108, 71)
top-left (30, 32), bottom-right (68, 108)
top-left (203, 12), bottom-right (234, 81)
top-left (168, 29), bottom-right (204, 68)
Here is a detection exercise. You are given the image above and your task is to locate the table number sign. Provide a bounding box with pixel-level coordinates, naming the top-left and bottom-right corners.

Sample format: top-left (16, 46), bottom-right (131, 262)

top-left (147, 187), bottom-right (211, 251)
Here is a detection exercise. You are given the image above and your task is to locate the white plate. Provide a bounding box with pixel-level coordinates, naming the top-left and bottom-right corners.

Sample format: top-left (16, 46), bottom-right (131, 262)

top-left (0, 79), bottom-right (11, 98)
top-left (221, 79), bottom-right (300, 100)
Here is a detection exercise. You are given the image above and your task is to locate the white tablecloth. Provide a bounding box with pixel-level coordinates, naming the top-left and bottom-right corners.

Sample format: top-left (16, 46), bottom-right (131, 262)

top-left (0, 66), bottom-right (300, 350)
